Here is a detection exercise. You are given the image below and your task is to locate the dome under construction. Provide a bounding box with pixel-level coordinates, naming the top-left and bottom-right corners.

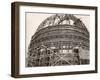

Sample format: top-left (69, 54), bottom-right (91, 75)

top-left (27, 14), bottom-right (89, 67)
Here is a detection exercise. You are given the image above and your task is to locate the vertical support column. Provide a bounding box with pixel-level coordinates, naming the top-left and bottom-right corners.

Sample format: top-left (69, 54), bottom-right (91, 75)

top-left (73, 47), bottom-right (80, 65)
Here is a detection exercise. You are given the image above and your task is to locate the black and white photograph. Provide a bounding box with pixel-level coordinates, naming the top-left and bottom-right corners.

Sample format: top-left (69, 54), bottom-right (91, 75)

top-left (26, 13), bottom-right (90, 67)
top-left (11, 2), bottom-right (97, 78)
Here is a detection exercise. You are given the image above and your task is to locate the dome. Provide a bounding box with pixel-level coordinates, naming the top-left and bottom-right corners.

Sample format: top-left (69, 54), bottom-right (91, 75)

top-left (27, 14), bottom-right (89, 67)
top-left (36, 14), bottom-right (88, 32)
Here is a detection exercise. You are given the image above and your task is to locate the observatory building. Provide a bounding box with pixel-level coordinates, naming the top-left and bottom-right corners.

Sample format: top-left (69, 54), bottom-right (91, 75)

top-left (27, 14), bottom-right (89, 67)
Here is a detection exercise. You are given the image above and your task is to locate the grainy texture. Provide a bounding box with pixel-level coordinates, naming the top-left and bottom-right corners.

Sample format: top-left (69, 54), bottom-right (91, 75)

top-left (27, 14), bottom-right (90, 67)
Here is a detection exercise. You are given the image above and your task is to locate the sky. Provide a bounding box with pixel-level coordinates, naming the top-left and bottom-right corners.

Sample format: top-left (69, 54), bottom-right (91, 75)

top-left (25, 13), bottom-right (90, 53)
